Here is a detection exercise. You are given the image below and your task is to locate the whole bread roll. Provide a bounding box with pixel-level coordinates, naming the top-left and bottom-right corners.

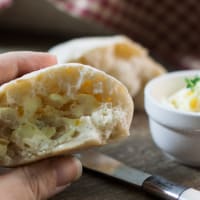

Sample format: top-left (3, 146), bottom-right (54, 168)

top-left (0, 63), bottom-right (133, 167)
top-left (49, 35), bottom-right (166, 109)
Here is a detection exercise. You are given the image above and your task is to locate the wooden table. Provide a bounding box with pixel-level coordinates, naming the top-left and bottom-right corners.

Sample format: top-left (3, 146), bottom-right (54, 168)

top-left (1, 33), bottom-right (200, 200)
top-left (51, 111), bottom-right (200, 200)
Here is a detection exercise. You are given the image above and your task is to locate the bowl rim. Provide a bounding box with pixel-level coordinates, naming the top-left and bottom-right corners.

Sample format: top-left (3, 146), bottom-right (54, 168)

top-left (145, 69), bottom-right (200, 117)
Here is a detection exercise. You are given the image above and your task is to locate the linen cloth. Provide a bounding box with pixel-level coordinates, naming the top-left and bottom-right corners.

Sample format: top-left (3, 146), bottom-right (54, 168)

top-left (0, 0), bottom-right (12, 9)
top-left (1, 0), bottom-right (200, 69)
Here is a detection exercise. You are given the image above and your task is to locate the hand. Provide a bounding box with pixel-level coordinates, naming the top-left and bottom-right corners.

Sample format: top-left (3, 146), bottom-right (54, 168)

top-left (0, 51), bottom-right (82, 200)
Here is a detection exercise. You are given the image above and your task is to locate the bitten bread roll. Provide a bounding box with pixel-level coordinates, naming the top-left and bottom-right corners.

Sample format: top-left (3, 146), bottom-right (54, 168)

top-left (49, 35), bottom-right (166, 109)
top-left (0, 63), bottom-right (133, 167)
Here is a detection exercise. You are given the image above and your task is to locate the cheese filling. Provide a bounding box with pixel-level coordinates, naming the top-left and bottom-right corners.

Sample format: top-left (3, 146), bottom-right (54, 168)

top-left (167, 80), bottom-right (200, 112)
top-left (0, 93), bottom-right (121, 161)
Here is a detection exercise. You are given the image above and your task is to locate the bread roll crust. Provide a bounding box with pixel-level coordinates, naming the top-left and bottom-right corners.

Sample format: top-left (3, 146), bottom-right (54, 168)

top-left (0, 63), bottom-right (133, 166)
top-left (49, 35), bottom-right (166, 109)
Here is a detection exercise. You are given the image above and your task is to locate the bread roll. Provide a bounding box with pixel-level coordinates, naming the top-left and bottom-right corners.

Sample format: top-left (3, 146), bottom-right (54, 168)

top-left (49, 35), bottom-right (166, 109)
top-left (0, 63), bottom-right (133, 167)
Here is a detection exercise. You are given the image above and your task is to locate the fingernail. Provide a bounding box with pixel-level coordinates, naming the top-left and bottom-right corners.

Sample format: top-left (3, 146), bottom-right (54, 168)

top-left (54, 156), bottom-right (82, 186)
top-left (51, 183), bottom-right (71, 196)
top-left (73, 158), bottom-right (82, 181)
top-left (55, 184), bottom-right (70, 195)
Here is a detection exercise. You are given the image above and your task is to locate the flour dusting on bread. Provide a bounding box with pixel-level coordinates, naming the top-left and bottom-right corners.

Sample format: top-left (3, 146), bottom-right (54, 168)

top-left (0, 63), bottom-right (133, 166)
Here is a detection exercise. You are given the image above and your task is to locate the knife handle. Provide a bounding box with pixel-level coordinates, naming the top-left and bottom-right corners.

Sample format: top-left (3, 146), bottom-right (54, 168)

top-left (142, 175), bottom-right (196, 200)
top-left (179, 188), bottom-right (200, 200)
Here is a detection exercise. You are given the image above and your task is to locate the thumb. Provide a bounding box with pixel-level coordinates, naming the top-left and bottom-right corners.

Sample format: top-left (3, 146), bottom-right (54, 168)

top-left (0, 156), bottom-right (82, 200)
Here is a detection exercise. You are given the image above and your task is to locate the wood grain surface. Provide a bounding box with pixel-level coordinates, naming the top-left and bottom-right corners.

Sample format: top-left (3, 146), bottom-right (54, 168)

top-left (51, 111), bottom-right (200, 200)
top-left (1, 35), bottom-right (200, 200)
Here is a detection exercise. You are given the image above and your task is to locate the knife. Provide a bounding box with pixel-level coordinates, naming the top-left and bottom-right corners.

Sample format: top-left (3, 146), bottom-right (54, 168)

top-left (78, 150), bottom-right (200, 200)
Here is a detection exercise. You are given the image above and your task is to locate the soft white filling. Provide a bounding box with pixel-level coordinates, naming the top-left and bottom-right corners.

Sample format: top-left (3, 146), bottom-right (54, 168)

top-left (0, 93), bottom-right (122, 161)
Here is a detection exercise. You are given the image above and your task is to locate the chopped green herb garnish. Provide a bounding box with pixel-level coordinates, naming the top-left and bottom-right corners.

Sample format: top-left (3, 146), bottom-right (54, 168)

top-left (185, 76), bottom-right (200, 90)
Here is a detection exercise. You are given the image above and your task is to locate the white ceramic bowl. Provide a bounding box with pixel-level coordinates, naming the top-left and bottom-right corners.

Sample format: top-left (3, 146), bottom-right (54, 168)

top-left (144, 70), bottom-right (200, 166)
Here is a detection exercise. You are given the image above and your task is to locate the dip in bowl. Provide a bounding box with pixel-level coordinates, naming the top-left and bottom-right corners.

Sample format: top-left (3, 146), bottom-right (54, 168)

top-left (145, 70), bottom-right (200, 166)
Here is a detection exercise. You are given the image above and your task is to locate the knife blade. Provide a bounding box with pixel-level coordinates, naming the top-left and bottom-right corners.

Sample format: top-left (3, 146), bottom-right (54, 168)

top-left (78, 150), bottom-right (200, 200)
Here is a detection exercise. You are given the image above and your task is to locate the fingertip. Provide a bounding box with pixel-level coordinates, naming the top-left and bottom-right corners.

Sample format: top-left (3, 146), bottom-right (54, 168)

top-left (27, 52), bottom-right (58, 69)
top-left (53, 156), bottom-right (82, 186)
top-left (72, 157), bottom-right (83, 181)
top-left (42, 53), bottom-right (58, 66)
top-left (49, 54), bottom-right (58, 63)
top-left (0, 51), bottom-right (58, 83)
top-left (0, 156), bottom-right (82, 199)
